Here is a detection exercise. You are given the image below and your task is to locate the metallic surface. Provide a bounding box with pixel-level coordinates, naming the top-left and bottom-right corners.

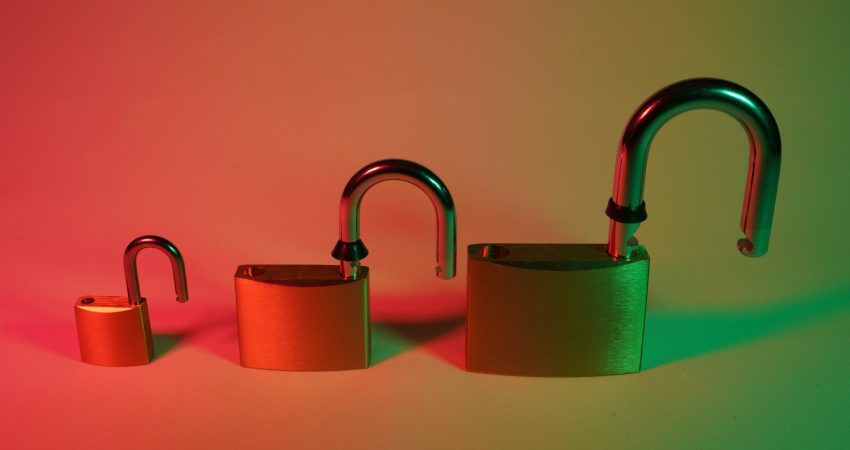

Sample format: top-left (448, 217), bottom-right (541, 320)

top-left (234, 265), bottom-right (370, 371)
top-left (74, 235), bottom-right (189, 366)
top-left (124, 235), bottom-right (189, 305)
top-left (608, 78), bottom-right (782, 260)
top-left (467, 244), bottom-right (649, 376)
top-left (334, 159), bottom-right (456, 280)
top-left (74, 296), bottom-right (154, 366)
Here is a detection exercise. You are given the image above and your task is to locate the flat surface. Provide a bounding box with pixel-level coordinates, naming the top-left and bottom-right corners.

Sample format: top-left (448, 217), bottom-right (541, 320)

top-left (2, 1), bottom-right (849, 448)
top-left (75, 295), bottom-right (135, 311)
top-left (467, 243), bottom-right (648, 376)
top-left (235, 264), bottom-right (369, 370)
top-left (468, 243), bottom-right (649, 270)
top-left (235, 264), bottom-right (369, 286)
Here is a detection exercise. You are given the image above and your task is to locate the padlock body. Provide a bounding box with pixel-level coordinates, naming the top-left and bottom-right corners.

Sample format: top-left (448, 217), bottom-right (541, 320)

top-left (234, 265), bottom-right (370, 371)
top-left (74, 296), bottom-right (154, 366)
top-left (467, 243), bottom-right (649, 376)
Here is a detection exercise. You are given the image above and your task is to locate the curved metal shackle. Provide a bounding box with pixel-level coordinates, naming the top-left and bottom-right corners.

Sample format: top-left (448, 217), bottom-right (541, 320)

top-left (606, 78), bottom-right (781, 260)
top-left (123, 235), bottom-right (189, 306)
top-left (331, 159), bottom-right (457, 281)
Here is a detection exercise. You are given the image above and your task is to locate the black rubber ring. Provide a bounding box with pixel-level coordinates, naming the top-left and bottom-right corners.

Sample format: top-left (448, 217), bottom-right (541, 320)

top-left (605, 198), bottom-right (648, 223)
top-left (331, 239), bottom-right (369, 261)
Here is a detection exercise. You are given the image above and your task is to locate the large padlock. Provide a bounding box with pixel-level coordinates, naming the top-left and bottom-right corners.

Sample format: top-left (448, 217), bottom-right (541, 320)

top-left (235, 159), bottom-right (456, 371)
top-left (74, 235), bottom-right (189, 366)
top-left (467, 78), bottom-right (782, 376)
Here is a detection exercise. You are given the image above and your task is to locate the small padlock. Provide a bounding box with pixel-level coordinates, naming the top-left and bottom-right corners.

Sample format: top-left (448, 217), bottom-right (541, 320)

top-left (235, 159), bottom-right (456, 371)
top-left (467, 78), bottom-right (782, 376)
top-left (74, 235), bottom-right (189, 366)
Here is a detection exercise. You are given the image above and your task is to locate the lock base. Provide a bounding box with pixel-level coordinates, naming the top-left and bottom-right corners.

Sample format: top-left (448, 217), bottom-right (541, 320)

top-left (467, 243), bottom-right (649, 377)
top-left (74, 296), bottom-right (154, 366)
top-left (234, 265), bottom-right (370, 371)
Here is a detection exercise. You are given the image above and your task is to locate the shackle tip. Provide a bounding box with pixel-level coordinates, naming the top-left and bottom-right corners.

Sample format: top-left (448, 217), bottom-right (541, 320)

top-left (736, 238), bottom-right (765, 257)
top-left (435, 265), bottom-right (455, 280)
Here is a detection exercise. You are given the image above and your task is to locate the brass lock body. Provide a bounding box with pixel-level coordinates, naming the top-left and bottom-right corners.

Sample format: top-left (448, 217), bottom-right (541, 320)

top-left (74, 296), bottom-right (154, 366)
top-left (467, 244), bottom-right (648, 376)
top-left (466, 78), bottom-right (782, 376)
top-left (235, 265), bottom-right (370, 370)
top-left (234, 159), bottom-right (456, 371)
top-left (74, 235), bottom-right (189, 366)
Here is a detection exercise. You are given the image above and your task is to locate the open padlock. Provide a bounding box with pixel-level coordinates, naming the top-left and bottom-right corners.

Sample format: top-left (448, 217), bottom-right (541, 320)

top-left (467, 78), bottom-right (782, 376)
top-left (234, 159), bottom-right (456, 371)
top-left (74, 235), bottom-right (189, 366)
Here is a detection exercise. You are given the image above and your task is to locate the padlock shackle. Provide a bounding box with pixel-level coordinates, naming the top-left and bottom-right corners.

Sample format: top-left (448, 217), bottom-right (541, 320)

top-left (606, 78), bottom-right (781, 260)
top-left (332, 159), bottom-right (457, 281)
top-left (124, 235), bottom-right (189, 306)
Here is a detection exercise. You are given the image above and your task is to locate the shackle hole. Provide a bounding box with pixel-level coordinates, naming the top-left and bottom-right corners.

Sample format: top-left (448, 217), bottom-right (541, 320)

top-left (246, 266), bottom-right (265, 278)
top-left (80, 297), bottom-right (95, 305)
top-left (480, 245), bottom-right (510, 260)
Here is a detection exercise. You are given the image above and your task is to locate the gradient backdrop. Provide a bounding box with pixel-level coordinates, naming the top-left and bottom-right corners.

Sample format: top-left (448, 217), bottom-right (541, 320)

top-left (2, 1), bottom-right (849, 448)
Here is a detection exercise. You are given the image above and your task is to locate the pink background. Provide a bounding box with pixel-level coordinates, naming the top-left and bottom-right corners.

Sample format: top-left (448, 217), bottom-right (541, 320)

top-left (2, 1), bottom-right (849, 448)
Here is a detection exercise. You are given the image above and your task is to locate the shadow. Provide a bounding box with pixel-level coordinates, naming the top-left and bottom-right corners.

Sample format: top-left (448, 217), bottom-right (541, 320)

top-left (151, 333), bottom-right (183, 361)
top-left (371, 316), bottom-right (465, 369)
top-left (643, 287), bottom-right (850, 370)
top-left (9, 322), bottom-right (185, 363)
top-left (5, 299), bottom-right (241, 364)
top-left (180, 308), bottom-right (241, 365)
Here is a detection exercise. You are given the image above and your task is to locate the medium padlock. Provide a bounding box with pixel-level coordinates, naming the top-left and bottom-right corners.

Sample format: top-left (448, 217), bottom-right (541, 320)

top-left (235, 159), bottom-right (456, 371)
top-left (467, 78), bottom-right (782, 376)
top-left (74, 235), bottom-right (189, 366)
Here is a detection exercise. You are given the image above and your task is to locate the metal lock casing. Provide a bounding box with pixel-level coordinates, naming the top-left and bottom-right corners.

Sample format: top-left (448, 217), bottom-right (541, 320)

top-left (467, 244), bottom-right (649, 376)
top-left (233, 159), bottom-right (457, 371)
top-left (73, 235), bottom-right (189, 367)
top-left (235, 265), bottom-right (370, 371)
top-left (74, 295), bottom-right (154, 366)
top-left (465, 78), bottom-right (781, 377)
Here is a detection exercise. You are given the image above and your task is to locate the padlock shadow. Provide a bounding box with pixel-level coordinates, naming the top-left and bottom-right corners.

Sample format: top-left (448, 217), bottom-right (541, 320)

top-left (642, 287), bottom-right (850, 370)
top-left (179, 307), bottom-right (241, 365)
top-left (371, 316), bottom-right (466, 369)
top-left (6, 317), bottom-right (186, 362)
top-left (151, 334), bottom-right (183, 361)
top-left (7, 301), bottom-right (239, 364)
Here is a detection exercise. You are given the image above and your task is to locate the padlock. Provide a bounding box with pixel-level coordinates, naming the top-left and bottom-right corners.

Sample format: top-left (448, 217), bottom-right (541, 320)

top-left (467, 78), bottom-right (782, 376)
top-left (235, 159), bottom-right (456, 371)
top-left (74, 235), bottom-right (189, 366)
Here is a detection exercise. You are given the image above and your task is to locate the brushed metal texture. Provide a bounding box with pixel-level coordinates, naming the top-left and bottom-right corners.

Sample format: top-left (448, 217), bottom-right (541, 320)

top-left (234, 265), bottom-right (370, 371)
top-left (467, 244), bottom-right (649, 376)
top-left (74, 296), bottom-right (154, 366)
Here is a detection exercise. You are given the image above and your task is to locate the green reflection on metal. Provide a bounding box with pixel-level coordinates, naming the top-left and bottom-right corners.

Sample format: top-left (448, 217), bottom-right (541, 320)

top-left (721, 88), bottom-right (758, 110)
